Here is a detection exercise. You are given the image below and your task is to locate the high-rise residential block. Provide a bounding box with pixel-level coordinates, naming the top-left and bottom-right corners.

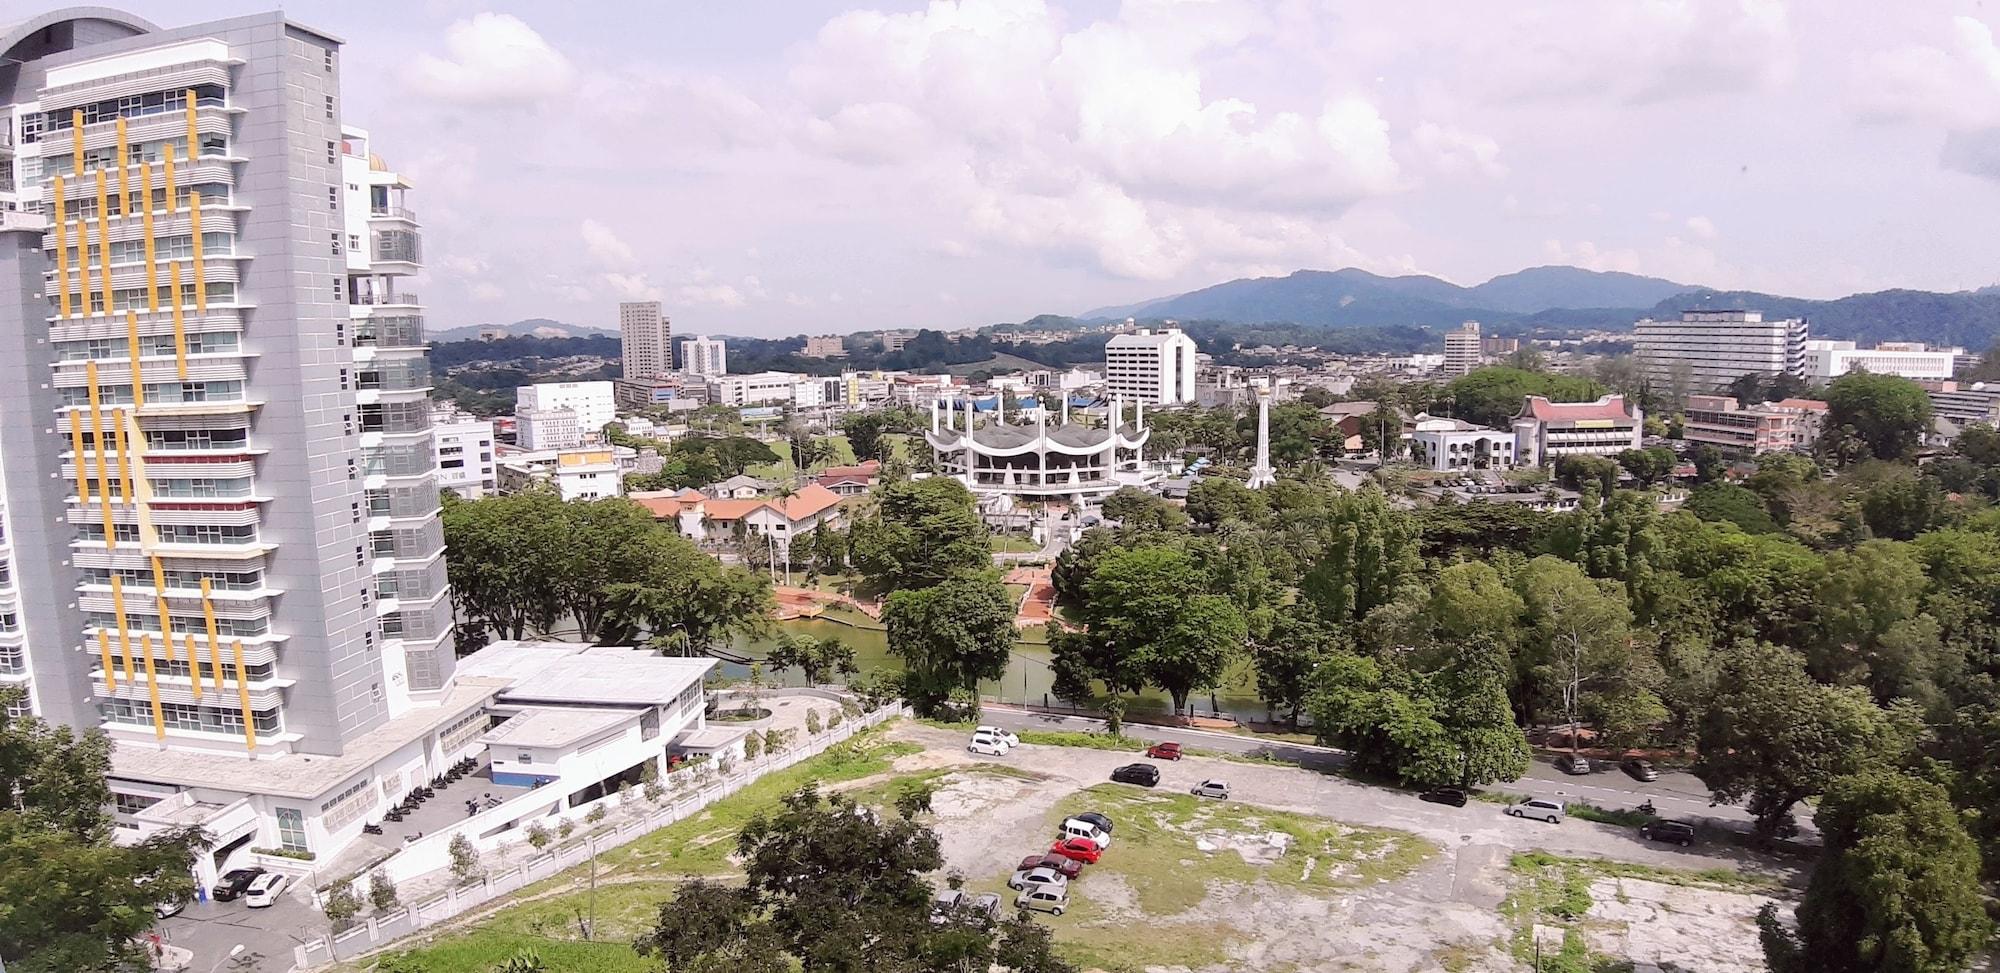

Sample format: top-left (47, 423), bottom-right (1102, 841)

top-left (619, 300), bottom-right (671, 379)
top-left (1443, 320), bottom-right (1482, 377)
top-left (1104, 327), bottom-right (1198, 404)
top-left (680, 335), bottom-right (727, 377)
top-left (1633, 310), bottom-right (1807, 391)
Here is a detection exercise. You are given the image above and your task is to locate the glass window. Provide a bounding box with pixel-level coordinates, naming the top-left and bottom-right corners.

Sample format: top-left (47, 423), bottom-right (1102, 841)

top-left (275, 807), bottom-right (308, 853)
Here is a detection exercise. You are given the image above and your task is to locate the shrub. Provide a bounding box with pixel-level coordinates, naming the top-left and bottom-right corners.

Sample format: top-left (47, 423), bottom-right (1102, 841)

top-left (447, 833), bottom-right (481, 883)
top-left (322, 879), bottom-right (362, 931)
top-left (805, 709), bottom-right (823, 735)
top-left (828, 706), bottom-right (846, 728)
top-left (586, 804), bottom-right (608, 825)
top-left (557, 819), bottom-right (575, 839)
top-left (744, 733), bottom-right (763, 760)
top-left (250, 846), bottom-right (316, 862)
top-left (525, 823), bottom-right (552, 850)
top-left (643, 778), bottom-right (666, 804)
top-left (367, 869), bottom-right (399, 912)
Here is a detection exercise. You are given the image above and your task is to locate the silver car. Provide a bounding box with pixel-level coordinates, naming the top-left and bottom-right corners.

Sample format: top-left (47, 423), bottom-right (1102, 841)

top-left (1015, 882), bottom-right (1069, 916)
top-left (1508, 798), bottom-right (1567, 823)
top-left (1009, 865), bottom-right (1071, 891)
top-left (1190, 779), bottom-right (1231, 800)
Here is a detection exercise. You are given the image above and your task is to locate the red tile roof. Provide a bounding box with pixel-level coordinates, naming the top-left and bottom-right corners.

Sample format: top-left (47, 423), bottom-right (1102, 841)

top-left (1520, 394), bottom-right (1636, 422)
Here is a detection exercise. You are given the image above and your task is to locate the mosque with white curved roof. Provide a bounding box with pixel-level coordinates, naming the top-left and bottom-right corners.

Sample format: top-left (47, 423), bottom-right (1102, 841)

top-left (924, 395), bottom-right (1163, 504)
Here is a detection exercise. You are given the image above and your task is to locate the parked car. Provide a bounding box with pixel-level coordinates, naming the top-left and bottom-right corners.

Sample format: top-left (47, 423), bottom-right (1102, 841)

top-left (1554, 754), bottom-right (1593, 776)
top-left (975, 726), bottom-right (1021, 749)
top-left (1015, 882), bottom-right (1070, 916)
top-left (1145, 741), bottom-right (1184, 761)
top-left (242, 872), bottom-right (288, 909)
top-left (1060, 816), bottom-right (1113, 849)
top-left (968, 733), bottom-right (1010, 757)
top-left (1507, 798), bottom-right (1567, 824)
top-left (1073, 811), bottom-right (1114, 835)
top-left (1620, 758), bottom-right (1659, 782)
top-left (1640, 821), bottom-right (1696, 847)
top-left (1419, 787), bottom-right (1469, 807)
top-left (1190, 779), bottom-right (1231, 800)
top-left (965, 892), bottom-right (1003, 921)
top-left (1010, 864), bottom-right (1076, 891)
top-left (1011, 853), bottom-right (1084, 886)
top-left (153, 897), bottom-right (187, 919)
top-left (1110, 763), bottom-right (1161, 788)
top-left (1049, 837), bottom-right (1103, 864)
top-left (931, 888), bottom-right (967, 923)
top-left (212, 867), bottom-right (265, 902)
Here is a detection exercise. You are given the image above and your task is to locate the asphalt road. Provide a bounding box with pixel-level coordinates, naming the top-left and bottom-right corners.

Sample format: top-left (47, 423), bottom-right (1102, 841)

top-left (978, 706), bottom-right (1817, 840)
top-left (152, 882), bottom-right (323, 973)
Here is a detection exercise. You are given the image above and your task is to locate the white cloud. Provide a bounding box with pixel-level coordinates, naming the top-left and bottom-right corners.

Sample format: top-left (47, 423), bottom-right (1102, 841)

top-left (1852, 14), bottom-right (2000, 182)
top-left (678, 283), bottom-right (748, 308)
top-left (410, 13), bottom-right (574, 106)
top-left (602, 272), bottom-right (663, 302)
top-left (1450, 0), bottom-right (1794, 106)
top-left (1411, 122), bottom-right (1504, 177)
top-left (580, 219), bottom-right (638, 267)
top-left (1684, 215), bottom-right (1718, 240)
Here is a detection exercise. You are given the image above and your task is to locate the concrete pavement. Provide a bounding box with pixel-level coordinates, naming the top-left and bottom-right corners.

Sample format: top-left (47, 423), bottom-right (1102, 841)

top-left (977, 705), bottom-right (1817, 841)
top-left (152, 886), bottom-right (322, 973)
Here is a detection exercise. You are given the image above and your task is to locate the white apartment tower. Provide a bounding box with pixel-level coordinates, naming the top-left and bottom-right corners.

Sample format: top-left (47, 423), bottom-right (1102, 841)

top-left (514, 380), bottom-right (615, 449)
top-left (432, 410), bottom-right (496, 498)
top-left (620, 300), bottom-right (671, 379)
top-left (1105, 327), bottom-right (1198, 405)
top-left (1633, 310), bottom-right (1807, 392)
top-left (1443, 321), bottom-right (1483, 377)
top-left (680, 335), bottom-right (727, 377)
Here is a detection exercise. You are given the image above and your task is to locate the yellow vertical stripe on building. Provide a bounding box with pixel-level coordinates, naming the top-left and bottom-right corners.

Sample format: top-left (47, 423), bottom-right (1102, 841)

top-left (125, 311), bottom-right (146, 410)
top-left (67, 410), bottom-right (90, 504)
top-left (94, 171), bottom-right (112, 314)
top-left (124, 410), bottom-right (159, 550)
top-left (97, 631), bottom-right (117, 691)
top-left (150, 557), bottom-right (177, 670)
top-left (163, 144), bottom-right (177, 216)
top-left (184, 89), bottom-right (198, 162)
top-left (182, 632), bottom-right (203, 698)
top-left (141, 634), bottom-right (164, 740)
top-left (112, 408), bottom-right (131, 504)
top-left (84, 362), bottom-right (114, 546)
top-left (189, 192), bottom-right (205, 313)
top-left (114, 118), bottom-right (130, 217)
top-left (141, 164), bottom-right (158, 311)
top-left (232, 639), bottom-right (255, 750)
top-left (70, 110), bottom-right (83, 182)
top-left (52, 175), bottom-right (70, 318)
top-left (168, 261), bottom-right (188, 379)
top-left (110, 574), bottom-right (134, 680)
top-left (200, 578), bottom-right (225, 692)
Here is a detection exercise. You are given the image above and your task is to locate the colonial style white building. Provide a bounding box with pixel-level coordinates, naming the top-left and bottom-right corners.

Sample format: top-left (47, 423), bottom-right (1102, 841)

top-left (1511, 394), bottom-right (1645, 466)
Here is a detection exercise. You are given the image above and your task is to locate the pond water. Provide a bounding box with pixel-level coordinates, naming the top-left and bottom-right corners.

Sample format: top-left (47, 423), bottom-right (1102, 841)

top-left (724, 616), bottom-right (1273, 722)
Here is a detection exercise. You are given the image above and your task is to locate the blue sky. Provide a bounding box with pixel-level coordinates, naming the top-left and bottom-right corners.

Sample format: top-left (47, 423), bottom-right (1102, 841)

top-left (31, 1), bottom-right (2000, 336)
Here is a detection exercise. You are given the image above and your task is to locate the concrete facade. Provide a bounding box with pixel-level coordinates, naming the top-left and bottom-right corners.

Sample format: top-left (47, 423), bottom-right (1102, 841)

top-left (619, 300), bottom-right (670, 379)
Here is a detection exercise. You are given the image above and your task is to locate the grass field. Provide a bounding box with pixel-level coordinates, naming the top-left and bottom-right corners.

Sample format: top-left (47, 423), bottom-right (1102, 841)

top-left (745, 434), bottom-right (861, 482)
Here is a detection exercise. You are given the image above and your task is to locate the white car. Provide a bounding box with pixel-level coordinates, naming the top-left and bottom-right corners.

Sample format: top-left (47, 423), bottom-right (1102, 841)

top-left (1190, 779), bottom-right (1231, 800)
top-left (242, 872), bottom-right (288, 908)
top-left (1508, 798), bottom-right (1567, 824)
top-left (975, 725), bottom-right (1021, 748)
top-left (1059, 817), bottom-right (1112, 849)
top-left (967, 733), bottom-right (1010, 757)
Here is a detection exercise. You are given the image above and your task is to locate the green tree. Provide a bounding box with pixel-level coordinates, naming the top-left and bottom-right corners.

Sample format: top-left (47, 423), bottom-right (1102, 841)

top-left (1684, 482), bottom-right (1780, 534)
top-left (1615, 446), bottom-right (1678, 487)
top-left (1099, 486), bottom-right (1188, 530)
top-left (323, 878), bottom-right (363, 931)
top-left (1437, 366), bottom-right (1606, 428)
top-left (1250, 614), bottom-right (1342, 725)
top-left (849, 477), bottom-right (991, 592)
top-left (882, 573), bottom-right (1016, 712)
top-left (1298, 487), bottom-right (1421, 624)
top-left (600, 535), bottom-right (773, 654)
top-left (1185, 477), bottom-right (1270, 527)
top-left (1514, 556), bottom-right (1639, 734)
top-left (448, 833), bottom-right (482, 883)
top-left (1064, 546), bottom-right (1248, 714)
top-left (368, 869), bottom-right (399, 911)
top-left (1431, 635), bottom-right (1533, 786)
top-left (1762, 771), bottom-right (1991, 973)
top-left (1821, 372), bottom-right (1932, 463)
top-left (1553, 455), bottom-right (1619, 495)
top-left (1693, 642), bottom-right (1912, 837)
top-left (763, 634), bottom-right (858, 686)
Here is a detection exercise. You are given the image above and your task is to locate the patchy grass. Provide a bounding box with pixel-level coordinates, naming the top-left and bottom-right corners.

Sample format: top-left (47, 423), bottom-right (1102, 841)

top-left (1472, 789), bottom-right (1528, 806)
top-left (1017, 729), bottom-right (1146, 752)
top-left (368, 930), bottom-right (659, 973)
top-left (842, 762), bottom-right (1042, 811)
top-left (1500, 851), bottom-right (1774, 973)
top-left (993, 535), bottom-right (1043, 554)
top-left (1038, 890), bottom-right (1239, 972)
top-left (1567, 802), bottom-right (1654, 827)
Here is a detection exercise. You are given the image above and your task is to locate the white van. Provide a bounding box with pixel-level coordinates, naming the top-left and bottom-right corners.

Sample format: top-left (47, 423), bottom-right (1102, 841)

top-left (1059, 816), bottom-right (1112, 849)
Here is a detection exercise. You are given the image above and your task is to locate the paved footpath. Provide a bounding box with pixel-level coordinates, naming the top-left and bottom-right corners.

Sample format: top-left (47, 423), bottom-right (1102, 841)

top-left (977, 705), bottom-right (1818, 842)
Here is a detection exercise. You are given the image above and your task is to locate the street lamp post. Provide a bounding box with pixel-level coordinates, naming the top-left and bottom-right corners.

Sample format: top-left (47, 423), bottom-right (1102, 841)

top-left (208, 943), bottom-right (245, 973)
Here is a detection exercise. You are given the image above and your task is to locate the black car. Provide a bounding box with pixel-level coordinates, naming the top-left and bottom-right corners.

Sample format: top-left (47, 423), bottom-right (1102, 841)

top-left (1419, 787), bottom-right (1469, 807)
top-left (1640, 821), bottom-right (1696, 847)
top-left (1074, 811), bottom-right (1115, 834)
top-left (213, 867), bottom-right (266, 902)
top-left (1620, 758), bottom-right (1659, 782)
top-left (1110, 763), bottom-right (1160, 788)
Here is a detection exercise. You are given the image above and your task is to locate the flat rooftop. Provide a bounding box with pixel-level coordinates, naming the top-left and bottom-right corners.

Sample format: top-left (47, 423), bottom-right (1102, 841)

top-left (481, 707), bottom-right (631, 750)
top-left (109, 676), bottom-right (508, 800)
top-left (458, 640), bottom-right (714, 707)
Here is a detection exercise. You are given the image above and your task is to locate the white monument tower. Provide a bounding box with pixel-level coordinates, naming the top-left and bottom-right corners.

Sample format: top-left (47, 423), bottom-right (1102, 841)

top-left (1247, 379), bottom-right (1278, 489)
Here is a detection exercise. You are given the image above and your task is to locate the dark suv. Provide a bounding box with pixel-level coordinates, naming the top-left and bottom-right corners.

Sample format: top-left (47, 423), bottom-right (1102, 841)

top-left (1640, 821), bottom-right (1696, 846)
top-left (213, 867), bottom-right (266, 901)
top-left (1110, 763), bottom-right (1160, 788)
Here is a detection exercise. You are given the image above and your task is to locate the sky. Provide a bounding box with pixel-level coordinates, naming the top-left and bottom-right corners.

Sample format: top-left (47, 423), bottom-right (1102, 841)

top-left (30, 0), bottom-right (2000, 336)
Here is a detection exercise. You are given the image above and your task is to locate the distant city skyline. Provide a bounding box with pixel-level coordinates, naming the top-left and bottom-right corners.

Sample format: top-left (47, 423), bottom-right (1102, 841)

top-left (81, 0), bottom-right (2000, 336)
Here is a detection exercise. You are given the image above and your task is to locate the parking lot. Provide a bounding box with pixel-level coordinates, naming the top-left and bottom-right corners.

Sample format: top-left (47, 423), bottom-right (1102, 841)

top-left (864, 722), bottom-right (1794, 972)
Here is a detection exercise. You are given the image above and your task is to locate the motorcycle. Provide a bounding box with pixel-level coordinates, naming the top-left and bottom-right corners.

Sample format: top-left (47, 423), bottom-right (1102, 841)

top-left (1638, 799), bottom-right (1656, 816)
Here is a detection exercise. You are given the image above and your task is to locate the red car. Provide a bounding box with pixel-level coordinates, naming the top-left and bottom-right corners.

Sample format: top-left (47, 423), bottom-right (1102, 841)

top-left (1015, 853), bottom-right (1084, 880)
top-left (1049, 837), bottom-right (1103, 864)
top-left (1146, 741), bottom-right (1184, 761)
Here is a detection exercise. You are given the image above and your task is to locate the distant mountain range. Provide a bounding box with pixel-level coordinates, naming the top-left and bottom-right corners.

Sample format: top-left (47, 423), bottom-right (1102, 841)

top-left (432, 318), bottom-right (614, 343)
top-left (1081, 266), bottom-right (2000, 349)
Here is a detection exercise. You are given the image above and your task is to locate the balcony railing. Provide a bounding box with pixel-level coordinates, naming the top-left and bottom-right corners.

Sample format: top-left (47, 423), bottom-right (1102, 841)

top-left (353, 292), bottom-right (420, 307)
top-left (369, 205), bottom-right (418, 222)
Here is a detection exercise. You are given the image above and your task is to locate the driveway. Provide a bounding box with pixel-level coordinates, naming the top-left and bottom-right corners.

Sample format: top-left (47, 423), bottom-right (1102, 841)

top-left (975, 706), bottom-right (1818, 845)
top-left (152, 887), bottom-right (323, 973)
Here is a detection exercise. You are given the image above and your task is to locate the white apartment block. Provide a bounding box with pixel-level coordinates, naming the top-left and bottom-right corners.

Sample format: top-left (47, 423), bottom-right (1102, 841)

top-left (496, 446), bottom-right (623, 502)
top-left (515, 381), bottom-right (614, 443)
top-left (1511, 395), bottom-right (1644, 466)
top-left (515, 407), bottom-right (581, 451)
top-left (432, 411), bottom-right (496, 497)
top-left (1105, 327), bottom-right (1198, 405)
top-left (1443, 321), bottom-right (1483, 377)
top-left (1803, 340), bottom-right (1959, 382)
top-left (708, 370), bottom-right (806, 407)
top-left (680, 335), bottom-right (727, 377)
top-left (619, 301), bottom-right (671, 379)
top-left (1633, 310), bottom-right (1807, 391)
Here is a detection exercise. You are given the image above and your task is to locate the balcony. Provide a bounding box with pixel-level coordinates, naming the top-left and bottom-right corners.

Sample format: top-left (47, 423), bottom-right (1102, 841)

top-left (368, 205), bottom-right (419, 223)
top-left (353, 292), bottom-right (420, 307)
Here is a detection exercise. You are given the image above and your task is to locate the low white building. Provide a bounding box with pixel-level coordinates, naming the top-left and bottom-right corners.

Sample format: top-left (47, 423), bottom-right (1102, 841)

top-left (1405, 413), bottom-right (1518, 472)
top-left (708, 371), bottom-right (809, 407)
top-left (1804, 340), bottom-right (1959, 382)
top-left (433, 411), bottom-right (497, 497)
top-left (515, 407), bottom-right (581, 451)
top-left (516, 381), bottom-right (616, 438)
top-left (496, 446), bottom-right (626, 501)
top-left (1511, 394), bottom-right (1644, 466)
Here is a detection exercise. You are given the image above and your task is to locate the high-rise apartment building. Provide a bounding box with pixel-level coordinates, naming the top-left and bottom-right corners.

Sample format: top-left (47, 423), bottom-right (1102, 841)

top-left (1104, 327), bottom-right (1198, 404)
top-left (619, 300), bottom-right (671, 379)
top-left (1633, 310), bottom-right (1807, 392)
top-left (1443, 321), bottom-right (1483, 377)
top-left (680, 335), bottom-right (727, 377)
top-left (0, 9), bottom-right (486, 884)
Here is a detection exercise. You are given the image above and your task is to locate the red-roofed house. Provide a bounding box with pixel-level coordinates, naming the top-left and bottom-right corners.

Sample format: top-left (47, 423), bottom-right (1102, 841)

top-left (814, 459), bottom-right (881, 496)
top-left (1511, 394), bottom-right (1644, 466)
top-left (657, 483), bottom-right (848, 546)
